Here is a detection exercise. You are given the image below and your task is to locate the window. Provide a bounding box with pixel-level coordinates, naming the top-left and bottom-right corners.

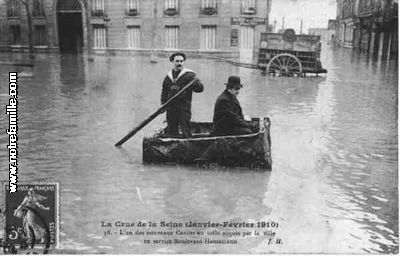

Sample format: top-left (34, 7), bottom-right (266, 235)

top-left (34, 25), bottom-right (46, 45)
top-left (342, 0), bottom-right (355, 18)
top-left (201, 0), bottom-right (217, 8)
top-left (57, 0), bottom-right (81, 11)
top-left (231, 29), bottom-right (239, 47)
top-left (200, 25), bottom-right (217, 50)
top-left (164, 0), bottom-right (179, 16)
top-left (341, 24), bottom-right (345, 42)
top-left (375, 0), bottom-right (383, 11)
top-left (164, 26), bottom-right (179, 49)
top-left (7, 0), bottom-right (20, 17)
top-left (91, 0), bottom-right (105, 16)
top-left (200, 0), bottom-right (218, 15)
top-left (201, 0), bottom-right (217, 15)
top-left (93, 25), bottom-right (107, 48)
top-left (10, 25), bottom-right (20, 45)
top-left (361, 0), bottom-right (373, 13)
top-left (127, 26), bottom-right (140, 48)
top-left (241, 0), bottom-right (256, 14)
top-left (345, 25), bottom-right (354, 43)
top-left (127, 0), bottom-right (139, 15)
top-left (32, 0), bottom-right (45, 17)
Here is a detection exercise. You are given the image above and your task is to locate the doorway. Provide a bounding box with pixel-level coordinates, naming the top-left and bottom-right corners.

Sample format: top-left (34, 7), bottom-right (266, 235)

top-left (239, 25), bottom-right (255, 49)
top-left (56, 0), bottom-right (83, 53)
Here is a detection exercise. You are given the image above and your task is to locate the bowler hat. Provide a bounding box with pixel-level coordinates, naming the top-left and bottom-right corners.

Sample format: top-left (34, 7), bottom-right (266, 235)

top-left (169, 52), bottom-right (186, 62)
top-left (225, 76), bottom-right (243, 89)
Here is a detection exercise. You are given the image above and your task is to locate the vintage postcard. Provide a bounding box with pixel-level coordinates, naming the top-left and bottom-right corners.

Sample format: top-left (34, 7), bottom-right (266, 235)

top-left (0, 0), bottom-right (398, 254)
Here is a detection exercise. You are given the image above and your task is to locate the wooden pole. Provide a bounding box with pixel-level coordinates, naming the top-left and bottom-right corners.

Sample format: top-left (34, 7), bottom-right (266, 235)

top-left (115, 79), bottom-right (198, 147)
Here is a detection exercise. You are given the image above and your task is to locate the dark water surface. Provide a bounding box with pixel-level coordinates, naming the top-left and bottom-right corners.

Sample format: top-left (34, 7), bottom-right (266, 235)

top-left (0, 45), bottom-right (398, 253)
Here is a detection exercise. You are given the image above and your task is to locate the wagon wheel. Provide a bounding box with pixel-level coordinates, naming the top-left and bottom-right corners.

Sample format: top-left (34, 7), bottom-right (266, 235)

top-left (266, 53), bottom-right (303, 77)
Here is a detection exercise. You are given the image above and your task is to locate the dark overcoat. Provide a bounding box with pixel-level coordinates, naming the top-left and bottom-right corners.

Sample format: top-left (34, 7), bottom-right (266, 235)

top-left (212, 90), bottom-right (250, 136)
top-left (161, 68), bottom-right (203, 120)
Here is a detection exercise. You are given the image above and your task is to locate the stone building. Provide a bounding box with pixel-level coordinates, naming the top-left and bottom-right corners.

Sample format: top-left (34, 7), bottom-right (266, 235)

top-left (327, 19), bottom-right (338, 43)
top-left (336, 0), bottom-right (397, 59)
top-left (0, 0), bottom-right (272, 56)
top-left (336, 0), bottom-right (361, 48)
top-left (356, 0), bottom-right (397, 58)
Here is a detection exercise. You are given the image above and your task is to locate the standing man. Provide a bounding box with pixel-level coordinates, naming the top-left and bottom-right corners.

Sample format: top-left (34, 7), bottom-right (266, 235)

top-left (211, 76), bottom-right (253, 136)
top-left (161, 52), bottom-right (204, 138)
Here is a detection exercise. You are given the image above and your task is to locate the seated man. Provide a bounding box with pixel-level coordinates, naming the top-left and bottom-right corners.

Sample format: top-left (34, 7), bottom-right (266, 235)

top-left (211, 75), bottom-right (253, 136)
top-left (194, 76), bottom-right (253, 164)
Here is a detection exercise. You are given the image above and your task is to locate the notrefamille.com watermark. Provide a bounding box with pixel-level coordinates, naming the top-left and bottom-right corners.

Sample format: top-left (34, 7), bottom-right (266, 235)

top-left (6, 72), bottom-right (18, 193)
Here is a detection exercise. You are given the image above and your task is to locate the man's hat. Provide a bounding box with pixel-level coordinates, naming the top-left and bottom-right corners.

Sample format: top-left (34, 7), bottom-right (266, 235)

top-left (169, 52), bottom-right (186, 62)
top-left (225, 76), bottom-right (243, 89)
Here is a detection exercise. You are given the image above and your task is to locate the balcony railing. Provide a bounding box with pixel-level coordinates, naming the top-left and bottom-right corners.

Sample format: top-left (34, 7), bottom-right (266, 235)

top-left (200, 7), bottom-right (217, 15)
top-left (33, 9), bottom-right (45, 17)
top-left (164, 8), bottom-right (178, 16)
top-left (242, 7), bottom-right (256, 15)
top-left (91, 9), bottom-right (105, 17)
top-left (126, 8), bottom-right (138, 16)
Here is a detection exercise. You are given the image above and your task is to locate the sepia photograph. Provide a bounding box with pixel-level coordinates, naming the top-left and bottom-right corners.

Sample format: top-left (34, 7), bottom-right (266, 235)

top-left (0, 0), bottom-right (398, 254)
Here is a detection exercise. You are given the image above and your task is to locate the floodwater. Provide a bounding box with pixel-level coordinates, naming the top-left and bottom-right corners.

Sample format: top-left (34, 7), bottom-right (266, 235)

top-left (0, 45), bottom-right (398, 253)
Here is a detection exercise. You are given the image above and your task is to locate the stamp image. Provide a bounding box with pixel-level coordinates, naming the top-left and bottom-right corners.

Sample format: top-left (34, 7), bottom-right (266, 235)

top-left (2, 183), bottom-right (59, 254)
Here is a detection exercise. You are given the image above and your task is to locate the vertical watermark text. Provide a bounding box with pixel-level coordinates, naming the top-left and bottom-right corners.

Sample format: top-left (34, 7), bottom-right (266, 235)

top-left (7, 72), bottom-right (18, 193)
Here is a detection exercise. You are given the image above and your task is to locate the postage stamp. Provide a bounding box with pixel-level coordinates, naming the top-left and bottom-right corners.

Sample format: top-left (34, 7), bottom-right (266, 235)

top-left (1, 183), bottom-right (59, 254)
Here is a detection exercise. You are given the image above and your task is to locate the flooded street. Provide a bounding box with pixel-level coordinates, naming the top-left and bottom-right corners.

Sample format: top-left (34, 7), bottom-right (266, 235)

top-left (0, 45), bottom-right (398, 253)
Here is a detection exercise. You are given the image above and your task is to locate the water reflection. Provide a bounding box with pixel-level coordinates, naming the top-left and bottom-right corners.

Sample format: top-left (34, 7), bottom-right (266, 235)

top-left (0, 46), bottom-right (397, 253)
top-left (59, 54), bottom-right (86, 97)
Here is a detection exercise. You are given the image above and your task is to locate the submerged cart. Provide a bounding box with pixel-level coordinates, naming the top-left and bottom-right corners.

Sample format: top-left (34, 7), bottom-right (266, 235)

top-left (258, 29), bottom-right (327, 76)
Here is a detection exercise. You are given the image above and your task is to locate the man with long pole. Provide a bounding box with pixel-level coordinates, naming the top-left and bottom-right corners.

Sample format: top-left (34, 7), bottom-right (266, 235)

top-left (161, 52), bottom-right (204, 138)
top-left (115, 52), bottom-right (203, 146)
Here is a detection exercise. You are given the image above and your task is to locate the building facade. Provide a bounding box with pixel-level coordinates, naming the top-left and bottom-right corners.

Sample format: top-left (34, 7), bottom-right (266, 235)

top-left (337, 0), bottom-right (359, 48)
top-left (327, 19), bottom-right (338, 43)
top-left (0, 0), bottom-right (272, 56)
top-left (336, 0), bottom-right (398, 59)
top-left (357, 0), bottom-right (397, 59)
